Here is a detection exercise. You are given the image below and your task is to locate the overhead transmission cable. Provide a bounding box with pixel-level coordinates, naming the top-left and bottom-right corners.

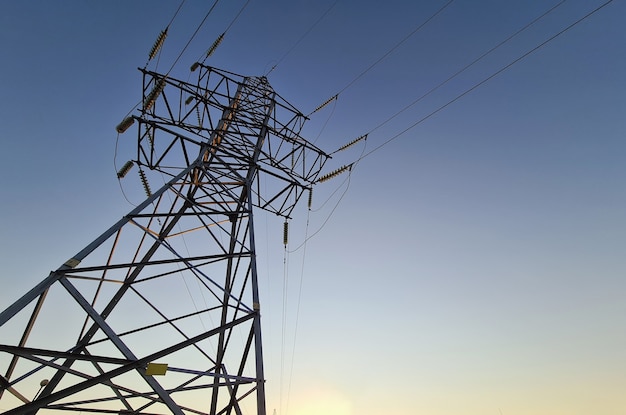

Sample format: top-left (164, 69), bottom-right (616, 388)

top-left (303, 0), bottom-right (454, 178)
top-left (284, 206), bottom-right (313, 415)
top-left (197, 0), bottom-right (251, 64)
top-left (144, 0), bottom-right (186, 67)
top-left (322, 0), bottom-right (573, 164)
top-left (356, 0), bottom-right (615, 162)
top-left (308, 0), bottom-right (568, 192)
top-left (307, 0), bottom-right (455, 116)
top-left (166, 0), bottom-right (221, 75)
top-left (299, 0), bottom-right (613, 252)
top-left (316, 0), bottom-right (567, 163)
top-left (364, 0), bottom-right (567, 139)
top-left (339, 0), bottom-right (454, 97)
top-left (287, 139), bottom-right (366, 253)
top-left (265, 0), bottom-right (340, 76)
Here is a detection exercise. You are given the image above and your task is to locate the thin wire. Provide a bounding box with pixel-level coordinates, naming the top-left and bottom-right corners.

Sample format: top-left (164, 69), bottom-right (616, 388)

top-left (144, 0), bottom-right (187, 69)
top-left (311, 97), bottom-right (338, 145)
top-left (280, 242), bottom-right (290, 415)
top-left (168, 0), bottom-right (186, 27)
top-left (225, 0), bottom-right (251, 32)
top-left (306, 0), bottom-right (574, 217)
top-left (335, 0), bottom-right (455, 97)
top-left (287, 137), bottom-right (367, 253)
top-left (358, 0), bottom-right (615, 162)
top-left (302, 0), bottom-right (453, 116)
top-left (287, 168), bottom-right (354, 253)
top-left (195, 0), bottom-right (253, 65)
top-left (115, 1), bottom-right (224, 203)
top-left (266, 0), bottom-right (340, 76)
top-left (114, 133), bottom-right (138, 207)
top-left (166, 0), bottom-right (221, 76)
top-left (366, 0), bottom-right (568, 138)
top-left (285, 208), bottom-right (312, 415)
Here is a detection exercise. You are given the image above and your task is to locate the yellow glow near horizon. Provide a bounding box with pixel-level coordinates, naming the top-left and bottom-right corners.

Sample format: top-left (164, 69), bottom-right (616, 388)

top-left (290, 399), bottom-right (351, 415)
top-left (276, 383), bottom-right (352, 415)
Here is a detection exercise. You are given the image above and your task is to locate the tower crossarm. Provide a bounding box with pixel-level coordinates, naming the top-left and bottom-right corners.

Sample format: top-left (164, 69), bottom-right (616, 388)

top-left (136, 66), bottom-right (330, 217)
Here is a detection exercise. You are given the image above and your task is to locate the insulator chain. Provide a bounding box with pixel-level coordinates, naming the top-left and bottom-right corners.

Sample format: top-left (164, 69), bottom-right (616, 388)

top-left (335, 134), bottom-right (367, 153)
top-left (316, 164), bottom-right (353, 183)
top-left (143, 78), bottom-right (166, 111)
top-left (148, 27), bottom-right (168, 61)
top-left (310, 94), bottom-right (338, 115)
top-left (115, 116), bottom-right (135, 134)
top-left (204, 32), bottom-right (225, 60)
top-left (196, 106), bottom-right (203, 129)
top-left (283, 221), bottom-right (289, 246)
top-left (147, 128), bottom-right (155, 149)
top-left (117, 161), bottom-right (135, 179)
top-left (138, 168), bottom-right (152, 197)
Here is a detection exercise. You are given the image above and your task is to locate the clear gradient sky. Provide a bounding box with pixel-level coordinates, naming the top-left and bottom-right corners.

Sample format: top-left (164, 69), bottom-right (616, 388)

top-left (1, 1), bottom-right (625, 415)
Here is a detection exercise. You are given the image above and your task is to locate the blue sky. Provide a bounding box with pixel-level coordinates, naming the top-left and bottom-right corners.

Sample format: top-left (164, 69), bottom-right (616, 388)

top-left (1, 1), bottom-right (625, 414)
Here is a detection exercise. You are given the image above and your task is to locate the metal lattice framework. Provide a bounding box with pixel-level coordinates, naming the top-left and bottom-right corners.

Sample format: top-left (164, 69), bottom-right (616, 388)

top-left (0, 64), bottom-right (329, 415)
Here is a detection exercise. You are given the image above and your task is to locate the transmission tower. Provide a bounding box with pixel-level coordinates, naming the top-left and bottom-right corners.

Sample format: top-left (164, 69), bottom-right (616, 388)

top-left (0, 64), bottom-right (329, 415)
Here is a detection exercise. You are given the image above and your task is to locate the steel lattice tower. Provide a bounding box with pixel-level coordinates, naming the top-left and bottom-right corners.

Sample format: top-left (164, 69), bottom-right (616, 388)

top-left (0, 64), bottom-right (329, 415)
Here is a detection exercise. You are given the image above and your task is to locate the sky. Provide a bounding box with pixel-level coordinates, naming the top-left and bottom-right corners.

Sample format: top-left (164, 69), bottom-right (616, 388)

top-left (1, 1), bottom-right (625, 414)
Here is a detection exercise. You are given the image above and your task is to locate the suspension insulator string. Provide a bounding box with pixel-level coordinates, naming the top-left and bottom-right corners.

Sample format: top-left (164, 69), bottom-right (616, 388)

top-left (115, 116), bottom-right (135, 134)
top-left (117, 160), bottom-right (135, 179)
top-left (196, 106), bottom-right (203, 129)
top-left (307, 188), bottom-right (313, 210)
top-left (203, 32), bottom-right (225, 61)
top-left (143, 78), bottom-right (166, 111)
top-left (334, 134), bottom-right (367, 153)
top-left (147, 128), bottom-right (155, 149)
top-left (309, 94), bottom-right (338, 115)
top-left (148, 27), bottom-right (169, 61)
top-left (316, 164), bottom-right (353, 183)
top-left (138, 168), bottom-right (152, 197)
top-left (283, 221), bottom-right (289, 246)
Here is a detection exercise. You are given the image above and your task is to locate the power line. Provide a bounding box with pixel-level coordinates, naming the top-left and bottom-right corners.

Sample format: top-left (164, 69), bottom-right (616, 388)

top-left (365, 0), bottom-right (567, 138)
top-left (197, 0), bottom-right (252, 64)
top-left (336, 0), bottom-right (455, 97)
top-left (167, 0), bottom-right (221, 74)
top-left (266, 0), bottom-right (341, 76)
top-left (305, 0), bottom-right (614, 249)
top-left (358, 0), bottom-right (615, 162)
top-left (225, 0), bottom-right (251, 32)
top-left (306, 0), bottom-right (455, 116)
